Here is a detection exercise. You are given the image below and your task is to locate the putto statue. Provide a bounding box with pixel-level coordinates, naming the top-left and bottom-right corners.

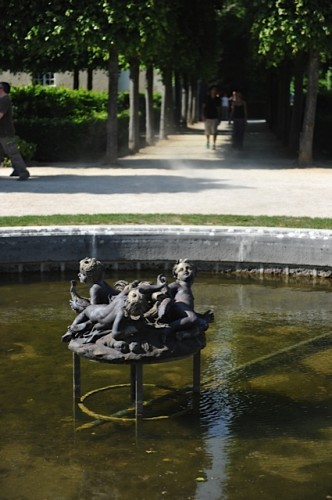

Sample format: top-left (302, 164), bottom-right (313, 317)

top-left (62, 258), bottom-right (214, 362)
top-left (69, 257), bottom-right (121, 313)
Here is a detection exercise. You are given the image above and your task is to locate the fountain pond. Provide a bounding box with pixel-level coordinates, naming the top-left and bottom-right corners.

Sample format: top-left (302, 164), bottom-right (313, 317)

top-left (0, 271), bottom-right (331, 500)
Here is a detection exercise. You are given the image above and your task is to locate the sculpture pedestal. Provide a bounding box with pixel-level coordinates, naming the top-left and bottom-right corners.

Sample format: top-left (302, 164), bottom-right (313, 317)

top-left (72, 348), bottom-right (202, 421)
top-left (69, 323), bottom-right (206, 421)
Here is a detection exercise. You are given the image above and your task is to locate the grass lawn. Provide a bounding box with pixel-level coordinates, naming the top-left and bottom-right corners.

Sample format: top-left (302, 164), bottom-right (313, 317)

top-left (0, 213), bottom-right (331, 229)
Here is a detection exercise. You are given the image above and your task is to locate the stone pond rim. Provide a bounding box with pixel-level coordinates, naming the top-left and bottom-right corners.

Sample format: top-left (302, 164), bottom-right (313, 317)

top-left (0, 224), bottom-right (332, 277)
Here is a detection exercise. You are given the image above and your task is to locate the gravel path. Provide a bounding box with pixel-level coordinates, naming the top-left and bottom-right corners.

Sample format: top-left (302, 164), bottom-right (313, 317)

top-left (1, 121), bottom-right (331, 217)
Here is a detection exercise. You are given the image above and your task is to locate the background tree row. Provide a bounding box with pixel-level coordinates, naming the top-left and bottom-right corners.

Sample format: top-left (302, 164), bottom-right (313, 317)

top-left (2, 0), bottom-right (332, 165)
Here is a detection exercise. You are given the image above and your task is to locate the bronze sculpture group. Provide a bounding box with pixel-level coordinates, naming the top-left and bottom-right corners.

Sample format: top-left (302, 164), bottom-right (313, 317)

top-left (62, 257), bottom-right (213, 362)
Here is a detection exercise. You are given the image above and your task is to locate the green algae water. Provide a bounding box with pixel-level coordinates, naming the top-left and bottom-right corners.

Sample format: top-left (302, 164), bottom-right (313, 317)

top-left (0, 272), bottom-right (332, 500)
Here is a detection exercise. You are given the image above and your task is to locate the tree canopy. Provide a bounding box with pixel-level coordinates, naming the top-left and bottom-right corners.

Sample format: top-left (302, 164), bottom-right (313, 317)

top-left (2, 0), bottom-right (332, 164)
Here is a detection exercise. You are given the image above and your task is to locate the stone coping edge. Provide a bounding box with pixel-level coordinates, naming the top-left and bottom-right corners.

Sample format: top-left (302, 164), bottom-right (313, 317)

top-left (0, 225), bottom-right (332, 277)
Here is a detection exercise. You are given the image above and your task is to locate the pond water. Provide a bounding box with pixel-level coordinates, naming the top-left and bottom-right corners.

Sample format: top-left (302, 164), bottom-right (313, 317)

top-left (0, 271), bottom-right (332, 500)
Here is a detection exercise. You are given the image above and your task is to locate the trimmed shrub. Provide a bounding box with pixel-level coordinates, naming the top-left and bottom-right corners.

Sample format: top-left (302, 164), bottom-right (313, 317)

top-left (12, 86), bottom-right (108, 119)
top-left (11, 87), bottom-right (133, 161)
top-left (2, 136), bottom-right (37, 168)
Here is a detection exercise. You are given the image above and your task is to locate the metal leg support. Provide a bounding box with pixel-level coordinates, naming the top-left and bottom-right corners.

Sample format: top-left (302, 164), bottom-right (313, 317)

top-left (73, 352), bottom-right (81, 402)
top-left (129, 363), bottom-right (144, 418)
top-left (130, 364), bottom-right (136, 401)
top-left (135, 362), bottom-right (144, 418)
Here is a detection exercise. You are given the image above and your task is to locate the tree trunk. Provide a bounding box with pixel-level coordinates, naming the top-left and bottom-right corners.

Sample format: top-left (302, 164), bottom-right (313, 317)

top-left (129, 57), bottom-right (140, 153)
top-left (145, 65), bottom-right (154, 145)
top-left (105, 48), bottom-right (119, 165)
top-left (288, 52), bottom-right (305, 154)
top-left (159, 66), bottom-right (173, 140)
top-left (182, 75), bottom-right (189, 128)
top-left (266, 70), bottom-right (278, 132)
top-left (186, 84), bottom-right (193, 125)
top-left (276, 61), bottom-right (291, 145)
top-left (187, 80), bottom-right (197, 124)
top-left (87, 68), bottom-right (93, 91)
top-left (73, 68), bottom-right (79, 90)
top-left (298, 50), bottom-right (320, 166)
top-left (174, 71), bottom-right (182, 130)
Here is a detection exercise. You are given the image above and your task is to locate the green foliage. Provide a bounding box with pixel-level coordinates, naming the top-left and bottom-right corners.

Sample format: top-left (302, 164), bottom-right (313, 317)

top-left (10, 86), bottom-right (160, 161)
top-left (217, 2), bottom-right (257, 94)
top-left (14, 114), bottom-right (131, 161)
top-left (320, 67), bottom-right (332, 90)
top-left (2, 136), bottom-right (37, 168)
top-left (251, 0), bottom-right (332, 65)
top-left (15, 117), bottom-right (107, 161)
top-left (2, 1), bottom-right (225, 87)
top-left (11, 86), bottom-right (116, 160)
top-left (17, 136), bottom-right (37, 160)
top-left (11, 85), bottom-right (108, 119)
top-left (11, 86), bottom-right (151, 120)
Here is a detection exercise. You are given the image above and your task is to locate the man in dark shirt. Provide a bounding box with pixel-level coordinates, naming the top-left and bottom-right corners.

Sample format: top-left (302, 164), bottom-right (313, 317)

top-left (202, 85), bottom-right (221, 150)
top-left (0, 82), bottom-right (30, 180)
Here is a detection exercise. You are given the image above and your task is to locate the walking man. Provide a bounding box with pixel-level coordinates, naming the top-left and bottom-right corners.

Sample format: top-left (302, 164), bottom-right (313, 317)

top-left (0, 82), bottom-right (30, 180)
top-left (202, 85), bottom-right (221, 150)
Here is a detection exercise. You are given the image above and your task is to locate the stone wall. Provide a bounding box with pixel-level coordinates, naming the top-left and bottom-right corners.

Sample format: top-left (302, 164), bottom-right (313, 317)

top-left (1, 225), bottom-right (332, 278)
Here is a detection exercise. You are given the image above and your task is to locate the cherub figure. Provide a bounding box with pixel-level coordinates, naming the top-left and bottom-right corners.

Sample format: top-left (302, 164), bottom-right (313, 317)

top-left (161, 259), bottom-right (214, 334)
top-left (63, 282), bottom-right (144, 343)
top-left (62, 277), bottom-right (169, 344)
top-left (69, 257), bottom-right (120, 313)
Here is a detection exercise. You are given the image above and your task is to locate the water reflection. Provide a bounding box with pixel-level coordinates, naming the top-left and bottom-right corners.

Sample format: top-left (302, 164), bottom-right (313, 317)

top-left (0, 273), bottom-right (331, 499)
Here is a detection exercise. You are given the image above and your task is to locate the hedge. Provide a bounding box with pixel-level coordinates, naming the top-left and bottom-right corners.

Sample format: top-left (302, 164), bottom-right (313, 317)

top-left (10, 86), bottom-right (136, 161)
top-left (15, 115), bottom-right (130, 162)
